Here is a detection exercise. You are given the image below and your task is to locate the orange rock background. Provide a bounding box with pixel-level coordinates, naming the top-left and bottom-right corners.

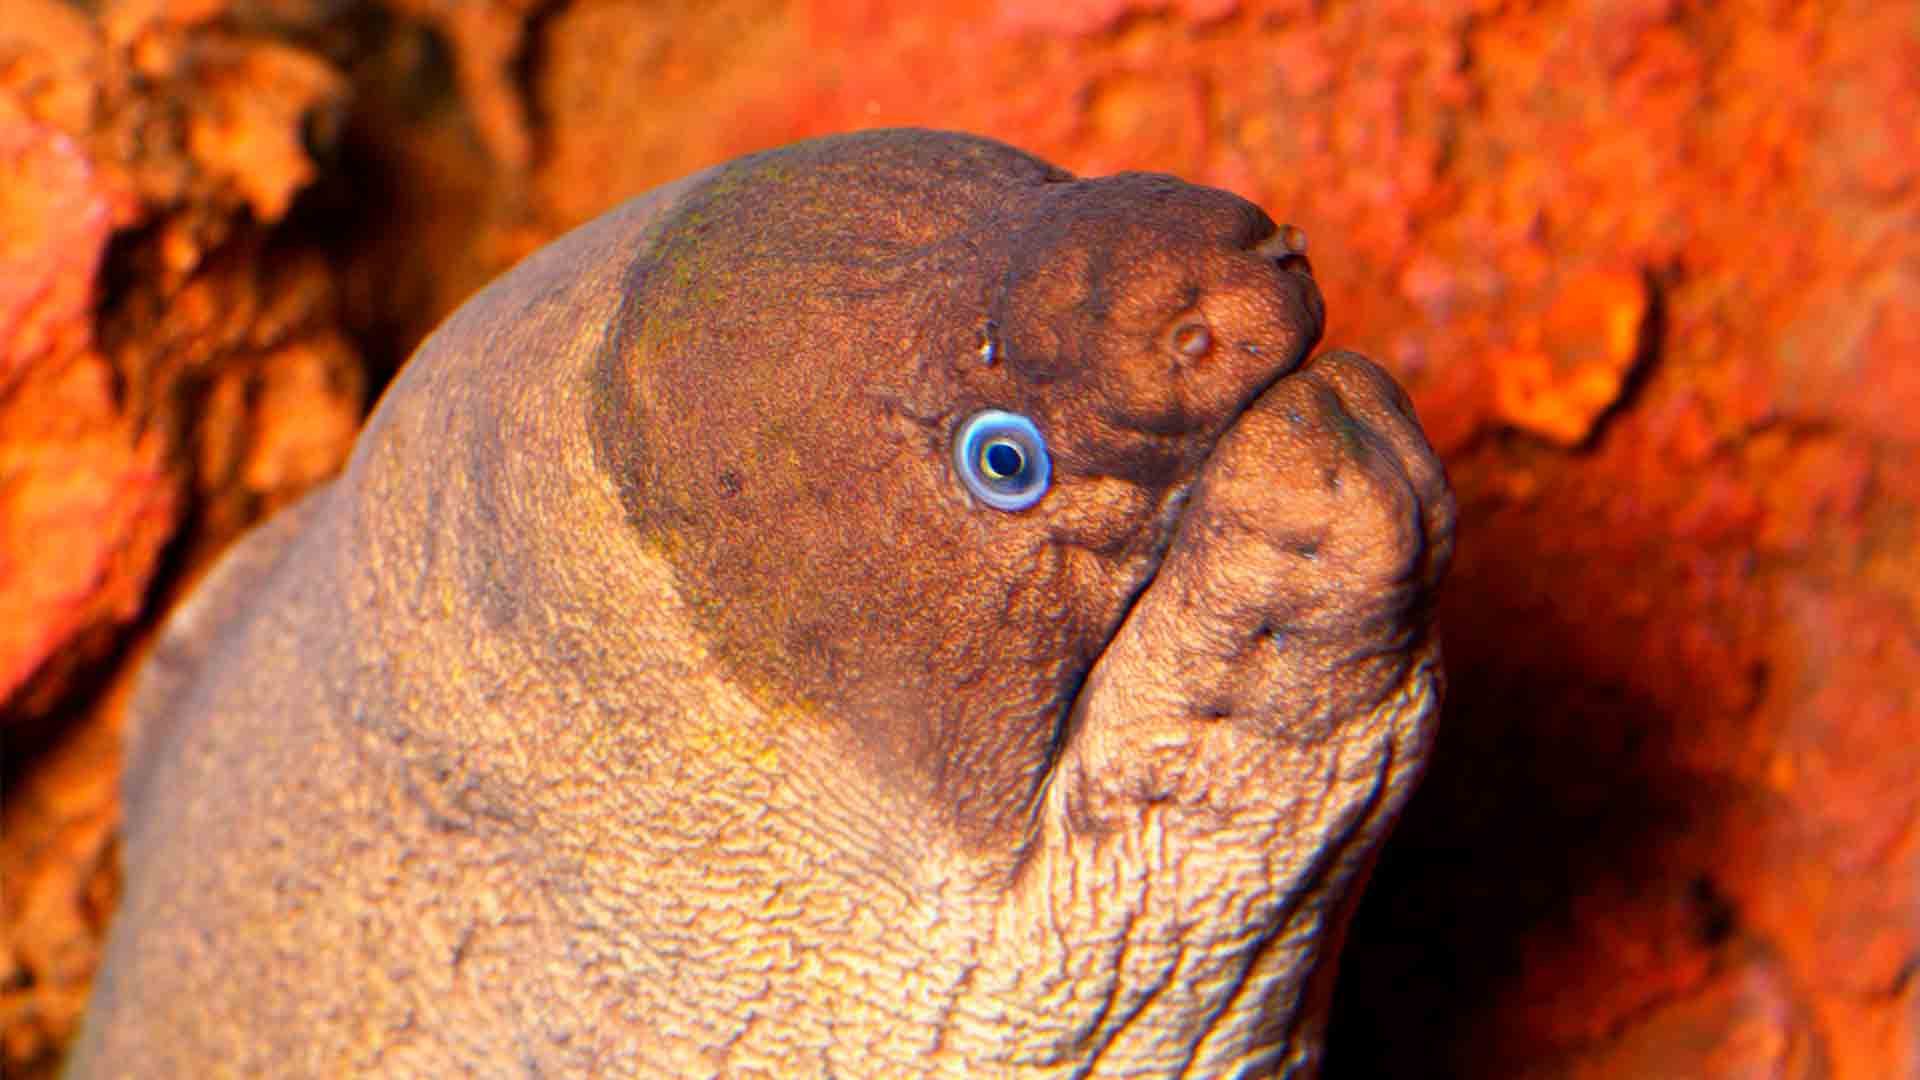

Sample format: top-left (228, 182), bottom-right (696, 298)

top-left (2, 0), bottom-right (1914, 1075)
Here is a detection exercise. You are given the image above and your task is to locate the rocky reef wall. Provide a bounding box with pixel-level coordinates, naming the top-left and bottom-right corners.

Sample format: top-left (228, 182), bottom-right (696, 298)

top-left (3, 1), bottom-right (1914, 1074)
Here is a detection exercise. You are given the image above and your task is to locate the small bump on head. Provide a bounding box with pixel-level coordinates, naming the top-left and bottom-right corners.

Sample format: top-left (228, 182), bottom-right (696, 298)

top-left (1170, 321), bottom-right (1213, 359)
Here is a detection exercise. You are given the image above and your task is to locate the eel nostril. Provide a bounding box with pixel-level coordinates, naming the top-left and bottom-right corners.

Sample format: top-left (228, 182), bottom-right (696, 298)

top-left (1249, 224), bottom-right (1315, 285)
top-left (1254, 224), bottom-right (1312, 278)
top-left (1254, 223), bottom-right (1308, 257)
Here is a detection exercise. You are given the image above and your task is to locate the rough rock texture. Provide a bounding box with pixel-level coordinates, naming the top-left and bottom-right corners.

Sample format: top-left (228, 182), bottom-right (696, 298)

top-left (2, 0), bottom-right (1914, 1076)
top-left (0, 0), bottom-right (366, 1066)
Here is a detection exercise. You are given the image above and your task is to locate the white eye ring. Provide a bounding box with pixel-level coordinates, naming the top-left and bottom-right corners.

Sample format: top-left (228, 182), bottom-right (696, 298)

top-left (954, 410), bottom-right (1051, 512)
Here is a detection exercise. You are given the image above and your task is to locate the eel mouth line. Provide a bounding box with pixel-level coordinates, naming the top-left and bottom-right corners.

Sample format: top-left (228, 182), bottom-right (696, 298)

top-left (1025, 219), bottom-right (1324, 825)
top-left (1035, 342), bottom-right (1314, 805)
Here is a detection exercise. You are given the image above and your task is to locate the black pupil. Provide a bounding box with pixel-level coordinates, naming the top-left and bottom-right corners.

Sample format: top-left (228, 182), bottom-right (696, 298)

top-left (984, 441), bottom-right (1025, 480)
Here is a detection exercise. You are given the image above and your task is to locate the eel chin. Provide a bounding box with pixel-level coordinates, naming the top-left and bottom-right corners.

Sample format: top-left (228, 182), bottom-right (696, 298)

top-left (1027, 348), bottom-right (1454, 1076)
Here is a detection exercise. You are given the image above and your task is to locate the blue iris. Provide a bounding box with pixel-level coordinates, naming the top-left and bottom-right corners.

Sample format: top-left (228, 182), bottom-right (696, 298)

top-left (954, 409), bottom-right (1051, 512)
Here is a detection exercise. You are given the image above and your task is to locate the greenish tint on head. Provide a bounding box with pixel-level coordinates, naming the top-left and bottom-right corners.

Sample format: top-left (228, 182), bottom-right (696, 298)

top-left (592, 129), bottom-right (1326, 840)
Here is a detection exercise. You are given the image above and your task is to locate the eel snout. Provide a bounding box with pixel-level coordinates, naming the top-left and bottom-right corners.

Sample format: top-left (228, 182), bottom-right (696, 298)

top-left (991, 348), bottom-right (1453, 1075)
top-left (1163, 347), bottom-right (1457, 745)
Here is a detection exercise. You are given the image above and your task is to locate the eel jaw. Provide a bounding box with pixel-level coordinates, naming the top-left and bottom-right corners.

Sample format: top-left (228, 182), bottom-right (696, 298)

top-left (987, 349), bottom-right (1454, 1076)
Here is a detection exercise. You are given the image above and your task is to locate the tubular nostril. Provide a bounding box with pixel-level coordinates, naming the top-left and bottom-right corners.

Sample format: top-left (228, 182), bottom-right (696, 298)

top-left (1277, 224), bottom-right (1308, 255)
top-left (1255, 224), bottom-right (1313, 278)
top-left (1254, 223), bottom-right (1308, 257)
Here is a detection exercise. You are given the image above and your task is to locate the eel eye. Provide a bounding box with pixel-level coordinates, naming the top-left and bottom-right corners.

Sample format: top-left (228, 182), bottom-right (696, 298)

top-left (954, 409), bottom-right (1051, 512)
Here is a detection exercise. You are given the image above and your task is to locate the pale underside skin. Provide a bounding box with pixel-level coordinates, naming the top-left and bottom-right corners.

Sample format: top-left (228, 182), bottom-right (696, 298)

top-left (72, 133), bottom-right (1453, 1078)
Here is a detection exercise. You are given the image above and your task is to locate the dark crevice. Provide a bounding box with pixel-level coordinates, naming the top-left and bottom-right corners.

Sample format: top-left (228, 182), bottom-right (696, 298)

top-left (1576, 262), bottom-right (1674, 452)
top-left (510, 0), bottom-right (567, 167)
top-left (1689, 874), bottom-right (1740, 946)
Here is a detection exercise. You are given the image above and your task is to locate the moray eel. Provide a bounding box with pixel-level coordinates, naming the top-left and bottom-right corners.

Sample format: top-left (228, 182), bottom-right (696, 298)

top-left (74, 129), bottom-right (1454, 1077)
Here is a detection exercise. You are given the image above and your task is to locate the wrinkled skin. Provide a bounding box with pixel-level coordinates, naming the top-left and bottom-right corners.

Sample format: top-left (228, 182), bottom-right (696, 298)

top-left (74, 130), bottom-right (1453, 1077)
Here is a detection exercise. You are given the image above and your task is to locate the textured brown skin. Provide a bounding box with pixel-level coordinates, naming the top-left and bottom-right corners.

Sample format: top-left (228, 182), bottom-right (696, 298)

top-left (73, 130), bottom-right (1454, 1077)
